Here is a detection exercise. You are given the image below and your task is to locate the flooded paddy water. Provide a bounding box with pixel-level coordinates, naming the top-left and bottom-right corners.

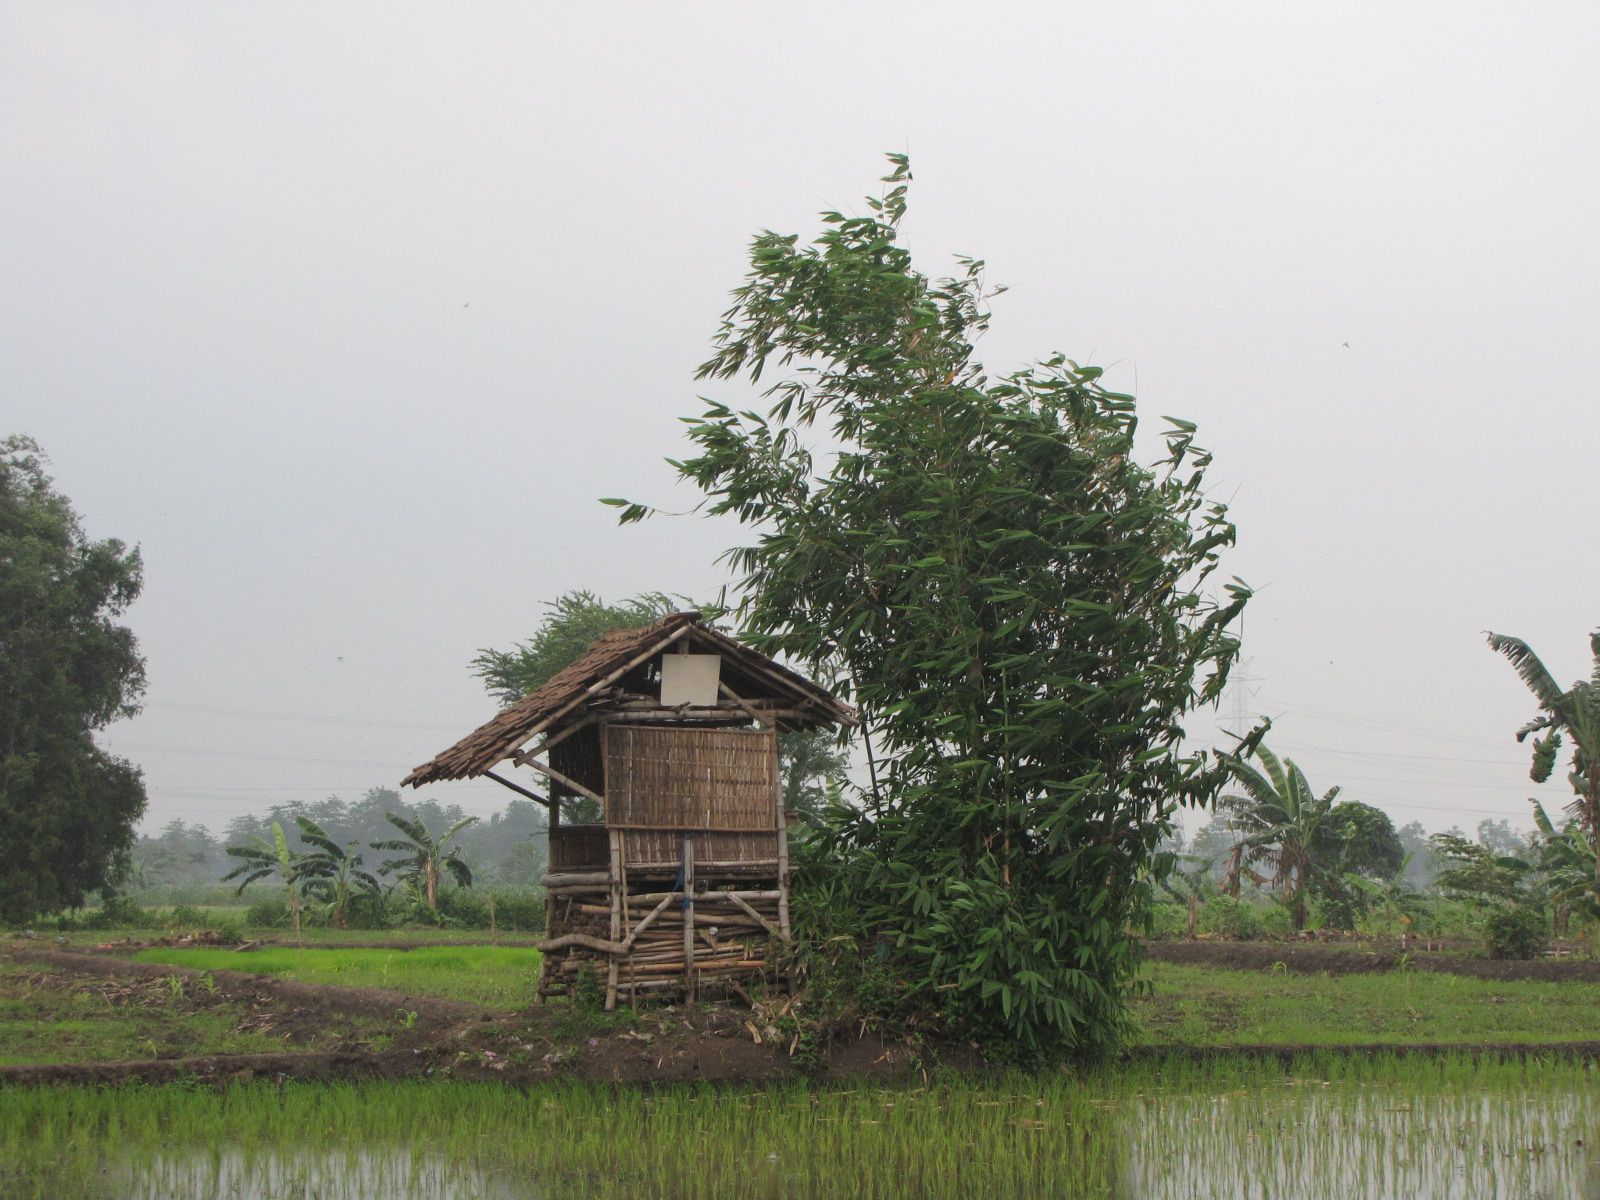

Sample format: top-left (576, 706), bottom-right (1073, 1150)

top-left (3, 1056), bottom-right (1595, 1198)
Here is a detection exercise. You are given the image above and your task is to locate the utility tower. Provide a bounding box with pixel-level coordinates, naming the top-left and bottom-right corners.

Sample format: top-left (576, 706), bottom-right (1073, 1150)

top-left (1224, 657), bottom-right (1262, 736)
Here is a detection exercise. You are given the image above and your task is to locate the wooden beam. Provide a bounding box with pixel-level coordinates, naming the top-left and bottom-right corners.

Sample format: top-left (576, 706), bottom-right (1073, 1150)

top-left (606, 830), bottom-right (622, 1011)
top-left (539, 871), bottom-right (609, 888)
top-left (516, 757), bottom-right (605, 807)
top-left (725, 892), bottom-right (781, 938)
top-left (536, 932), bottom-right (627, 955)
top-left (483, 770), bottom-right (554, 811)
top-left (681, 835), bottom-right (695, 1006)
top-left (507, 712), bottom-right (597, 773)
top-left (717, 682), bottom-right (767, 728)
top-left (621, 889), bottom-right (680, 948)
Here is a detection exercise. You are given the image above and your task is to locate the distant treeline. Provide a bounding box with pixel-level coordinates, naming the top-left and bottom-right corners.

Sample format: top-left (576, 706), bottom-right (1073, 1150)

top-left (127, 787), bottom-right (546, 902)
top-left (1175, 813), bottom-right (1536, 895)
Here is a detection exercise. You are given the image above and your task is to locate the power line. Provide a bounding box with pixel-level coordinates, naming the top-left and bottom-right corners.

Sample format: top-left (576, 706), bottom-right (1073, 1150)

top-left (1255, 695), bottom-right (1509, 749)
top-left (102, 742), bottom-right (416, 771)
top-left (143, 700), bottom-right (463, 733)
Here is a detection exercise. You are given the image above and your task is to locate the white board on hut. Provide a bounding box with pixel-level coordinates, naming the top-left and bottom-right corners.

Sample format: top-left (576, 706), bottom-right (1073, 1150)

top-left (660, 653), bottom-right (721, 706)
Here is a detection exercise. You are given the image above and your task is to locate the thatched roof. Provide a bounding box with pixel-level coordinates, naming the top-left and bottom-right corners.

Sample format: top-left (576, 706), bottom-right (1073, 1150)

top-left (402, 611), bottom-right (855, 787)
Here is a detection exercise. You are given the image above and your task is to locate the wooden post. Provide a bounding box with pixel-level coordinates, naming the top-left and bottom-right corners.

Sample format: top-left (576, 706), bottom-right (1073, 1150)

top-left (605, 830), bottom-right (622, 1011)
top-left (774, 733), bottom-right (793, 990)
top-left (681, 834), bottom-right (695, 1005)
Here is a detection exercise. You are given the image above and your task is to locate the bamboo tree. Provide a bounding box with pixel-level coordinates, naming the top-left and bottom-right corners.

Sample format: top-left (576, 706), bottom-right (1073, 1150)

top-left (615, 156), bottom-right (1254, 1059)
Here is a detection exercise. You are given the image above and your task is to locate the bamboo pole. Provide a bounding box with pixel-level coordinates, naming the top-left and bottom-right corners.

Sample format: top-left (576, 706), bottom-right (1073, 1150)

top-left (681, 834), bottom-right (695, 1005)
top-left (516, 757), bottom-right (606, 808)
top-left (725, 892), bottom-right (781, 938)
top-left (605, 830), bottom-right (622, 1011)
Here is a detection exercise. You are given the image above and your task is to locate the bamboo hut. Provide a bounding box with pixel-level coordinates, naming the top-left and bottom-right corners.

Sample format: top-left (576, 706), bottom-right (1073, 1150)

top-left (402, 611), bottom-right (855, 1009)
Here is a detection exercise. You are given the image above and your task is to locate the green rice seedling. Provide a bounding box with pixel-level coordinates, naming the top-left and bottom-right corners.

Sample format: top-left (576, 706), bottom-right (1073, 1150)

top-left (2, 1056), bottom-right (1595, 1199)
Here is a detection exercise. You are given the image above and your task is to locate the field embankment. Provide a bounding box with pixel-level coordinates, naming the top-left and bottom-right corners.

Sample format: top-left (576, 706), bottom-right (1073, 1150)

top-left (1145, 938), bottom-right (1600, 982)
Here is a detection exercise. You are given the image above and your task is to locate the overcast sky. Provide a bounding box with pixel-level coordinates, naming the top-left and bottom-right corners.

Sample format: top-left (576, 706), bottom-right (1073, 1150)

top-left (5, 2), bottom-right (1596, 841)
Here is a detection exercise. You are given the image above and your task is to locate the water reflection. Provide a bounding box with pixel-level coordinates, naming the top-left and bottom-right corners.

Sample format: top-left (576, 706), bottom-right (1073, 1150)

top-left (104, 1148), bottom-right (526, 1200)
top-left (1118, 1086), bottom-right (1598, 1199)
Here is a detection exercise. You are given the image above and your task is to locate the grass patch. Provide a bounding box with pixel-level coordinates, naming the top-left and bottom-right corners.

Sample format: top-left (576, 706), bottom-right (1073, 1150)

top-left (0, 961), bottom-right (384, 1065)
top-left (133, 945), bottom-right (543, 1009)
top-left (1132, 960), bottom-right (1600, 1045)
top-left (50, 925), bottom-right (540, 948)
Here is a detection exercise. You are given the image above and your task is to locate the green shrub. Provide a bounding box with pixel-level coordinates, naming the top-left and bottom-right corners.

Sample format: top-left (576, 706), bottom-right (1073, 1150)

top-left (1483, 907), bottom-right (1549, 959)
top-left (1255, 904), bottom-right (1293, 938)
top-left (52, 897), bottom-right (163, 931)
top-left (341, 892), bottom-right (389, 930)
top-left (244, 897), bottom-right (291, 928)
top-left (1197, 896), bottom-right (1260, 940)
top-left (437, 890), bottom-right (487, 928)
top-left (1145, 903), bottom-right (1188, 939)
top-left (488, 891), bottom-right (546, 932)
top-left (163, 904), bottom-right (206, 930)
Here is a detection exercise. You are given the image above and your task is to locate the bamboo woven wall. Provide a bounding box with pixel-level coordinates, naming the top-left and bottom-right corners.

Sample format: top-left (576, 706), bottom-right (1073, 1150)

top-left (603, 725), bottom-right (777, 831)
top-left (620, 829), bottom-right (778, 868)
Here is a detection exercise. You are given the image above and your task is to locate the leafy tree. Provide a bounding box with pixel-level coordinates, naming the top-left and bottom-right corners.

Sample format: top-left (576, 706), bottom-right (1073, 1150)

top-left (780, 730), bottom-right (850, 817)
top-left (1218, 747), bottom-right (1339, 931)
top-left (372, 812), bottom-right (477, 911)
top-left (618, 156), bottom-right (1253, 1059)
top-left (1186, 817), bottom-right (1239, 881)
top-left (1308, 800), bottom-right (1405, 930)
top-left (1395, 820), bottom-right (1442, 890)
top-left (0, 436), bottom-right (148, 923)
top-left (293, 817), bottom-right (380, 929)
top-left (1428, 831), bottom-right (1539, 909)
top-left (1325, 801), bottom-right (1404, 880)
top-left (1488, 631), bottom-right (1600, 871)
top-left (471, 591), bottom-right (681, 705)
top-left (1475, 816), bottom-right (1536, 860)
top-left (222, 821), bottom-right (306, 934)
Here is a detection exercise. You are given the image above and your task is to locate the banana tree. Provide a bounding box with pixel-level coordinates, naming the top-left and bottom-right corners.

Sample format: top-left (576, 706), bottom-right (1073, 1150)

top-left (294, 816), bottom-right (380, 929)
top-left (221, 821), bottom-right (305, 934)
top-left (1219, 746), bottom-right (1339, 930)
top-left (1488, 631), bottom-right (1600, 855)
top-left (1531, 800), bottom-right (1600, 932)
top-left (371, 812), bottom-right (477, 911)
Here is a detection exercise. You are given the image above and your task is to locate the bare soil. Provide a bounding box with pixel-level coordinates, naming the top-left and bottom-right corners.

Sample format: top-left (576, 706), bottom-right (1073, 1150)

top-left (1, 943), bottom-right (936, 1088)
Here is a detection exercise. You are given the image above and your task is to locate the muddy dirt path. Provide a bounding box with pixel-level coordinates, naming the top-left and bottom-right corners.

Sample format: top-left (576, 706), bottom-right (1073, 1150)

top-left (5, 945), bottom-right (494, 1025)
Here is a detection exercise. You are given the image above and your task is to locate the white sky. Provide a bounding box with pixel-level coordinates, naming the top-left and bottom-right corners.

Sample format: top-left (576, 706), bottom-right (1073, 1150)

top-left (4, 2), bottom-right (1596, 838)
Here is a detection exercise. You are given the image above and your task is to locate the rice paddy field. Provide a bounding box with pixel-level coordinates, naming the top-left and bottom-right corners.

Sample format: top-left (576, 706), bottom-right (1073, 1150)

top-left (7, 939), bottom-right (1600, 1197)
top-left (2, 1055), bottom-right (1595, 1199)
top-left (1132, 960), bottom-right (1600, 1046)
